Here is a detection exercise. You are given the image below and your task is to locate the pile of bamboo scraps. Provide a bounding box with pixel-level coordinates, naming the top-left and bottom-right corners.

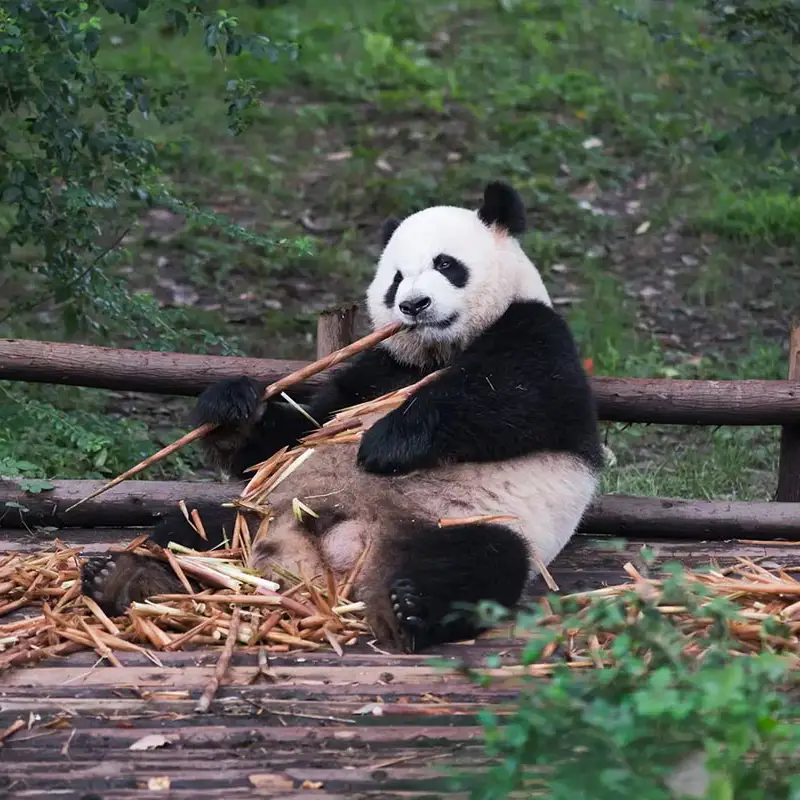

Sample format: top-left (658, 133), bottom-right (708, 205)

top-left (503, 558), bottom-right (800, 677)
top-left (3, 546), bottom-right (800, 675)
top-left (0, 537), bottom-right (373, 672)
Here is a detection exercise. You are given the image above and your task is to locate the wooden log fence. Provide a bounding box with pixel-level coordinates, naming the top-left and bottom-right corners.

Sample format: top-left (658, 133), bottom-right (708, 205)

top-left (1, 478), bottom-right (799, 540)
top-left (1, 338), bottom-right (800, 425)
top-left (0, 309), bottom-right (798, 540)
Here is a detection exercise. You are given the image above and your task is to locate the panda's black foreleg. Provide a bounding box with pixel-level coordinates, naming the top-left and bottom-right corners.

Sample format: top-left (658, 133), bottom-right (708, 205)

top-left (192, 375), bottom-right (326, 478)
top-left (373, 521), bottom-right (530, 652)
top-left (80, 507), bottom-right (242, 618)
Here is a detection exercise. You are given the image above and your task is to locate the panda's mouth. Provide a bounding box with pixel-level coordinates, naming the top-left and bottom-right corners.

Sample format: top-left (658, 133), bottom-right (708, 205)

top-left (410, 312), bottom-right (459, 331)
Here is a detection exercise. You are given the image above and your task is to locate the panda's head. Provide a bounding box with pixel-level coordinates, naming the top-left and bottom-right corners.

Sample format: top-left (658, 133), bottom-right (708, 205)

top-left (366, 180), bottom-right (552, 367)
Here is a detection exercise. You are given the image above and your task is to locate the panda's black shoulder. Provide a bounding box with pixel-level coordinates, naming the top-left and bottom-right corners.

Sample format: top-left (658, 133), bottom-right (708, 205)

top-left (472, 299), bottom-right (586, 367)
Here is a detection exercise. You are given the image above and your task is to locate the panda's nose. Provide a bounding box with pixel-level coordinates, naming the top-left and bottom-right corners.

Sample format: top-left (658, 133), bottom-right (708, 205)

top-left (399, 296), bottom-right (431, 317)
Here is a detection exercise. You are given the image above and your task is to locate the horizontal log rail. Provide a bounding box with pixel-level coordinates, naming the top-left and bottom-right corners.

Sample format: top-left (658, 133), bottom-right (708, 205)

top-left (2, 479), bottom-right (799, 540)
top-left (1, 338), bottom-right (799, 426)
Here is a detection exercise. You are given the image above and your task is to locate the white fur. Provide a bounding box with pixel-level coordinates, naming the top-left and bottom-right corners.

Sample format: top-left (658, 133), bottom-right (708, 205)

top-left (366, 205), bottom-right (552, 367)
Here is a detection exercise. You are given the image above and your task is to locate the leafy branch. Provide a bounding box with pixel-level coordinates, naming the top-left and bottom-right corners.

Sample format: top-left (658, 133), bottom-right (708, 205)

top-left (450, 562), bottom-right (800, 799)
top-left (0, 0), bottom-right (309, 345)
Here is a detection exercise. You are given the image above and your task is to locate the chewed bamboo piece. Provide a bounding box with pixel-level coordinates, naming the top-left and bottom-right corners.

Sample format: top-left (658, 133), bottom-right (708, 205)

top-left (64, 321), bottom-right (405, 512)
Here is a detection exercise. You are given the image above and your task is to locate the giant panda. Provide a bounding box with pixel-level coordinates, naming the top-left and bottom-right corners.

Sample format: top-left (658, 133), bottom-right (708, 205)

top-left (81, 180), bottom-right (604, 653)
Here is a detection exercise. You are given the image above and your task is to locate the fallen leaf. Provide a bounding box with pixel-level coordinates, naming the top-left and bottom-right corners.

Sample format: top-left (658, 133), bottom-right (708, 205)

top-left (147, 777), bottom-right (171, 791)
top-left (129, 734), bottom-right (172, 751)
top-left (301, 780), bottom-right (325, 790)
top-left (635, 220), bottom-right (651, 235)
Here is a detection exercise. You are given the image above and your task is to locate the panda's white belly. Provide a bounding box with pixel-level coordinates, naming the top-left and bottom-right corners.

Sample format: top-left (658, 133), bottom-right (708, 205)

top-left (268, 441), bottom-right (598, 577)
top-left (395, 452), bottom-right (599, 566)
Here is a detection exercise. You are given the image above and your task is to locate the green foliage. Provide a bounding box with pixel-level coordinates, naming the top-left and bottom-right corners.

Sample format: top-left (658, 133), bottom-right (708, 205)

top-left (0, 0), bottom-right (795, 490)
top-left (452, 567), bottom-right (800, 799)
top-left (0, 384), bottom-right (196, 480)
top-left (0, 0), bottom-right (310, 348)
top-left (692, 187), bottom-right (800, 243)
top-left (619, 0), bottom-right (800, 170)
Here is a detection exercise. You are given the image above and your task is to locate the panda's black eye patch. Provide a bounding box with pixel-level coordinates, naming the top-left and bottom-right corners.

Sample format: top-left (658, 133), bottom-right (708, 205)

top-left (383, 270), bottom-right (403, 308)
top-left (433, 254), bottom-right (468, 288)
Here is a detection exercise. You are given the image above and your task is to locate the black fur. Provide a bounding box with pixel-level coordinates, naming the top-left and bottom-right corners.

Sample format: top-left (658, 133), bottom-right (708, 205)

top-left (81, 553), bottom-right (188, 618)
top-left (356, 299), bottom-right (603, 475)
top-left (433, 254), bottom-right (469, 288)
top-left (477, 181), bottom-right (526, 236)
top-left (384, 521), bottom-right (530, 651)
top-left (381, 217), bottom-right (402, 247)
top-left (383, 270), bottom-right (403, 308)
top-left (192, 375), bottom-right (264, 426)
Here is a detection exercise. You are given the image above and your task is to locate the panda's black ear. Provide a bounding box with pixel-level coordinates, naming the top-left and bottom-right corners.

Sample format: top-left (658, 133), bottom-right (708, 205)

top-left (381, 217), bottom-right (402, 248)
top-left (477, 181), bottom-right (526, 236)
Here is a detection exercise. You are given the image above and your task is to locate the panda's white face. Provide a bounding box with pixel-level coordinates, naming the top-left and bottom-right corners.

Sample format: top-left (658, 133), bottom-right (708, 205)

top-left (366, 202), bottom-right (551, 366)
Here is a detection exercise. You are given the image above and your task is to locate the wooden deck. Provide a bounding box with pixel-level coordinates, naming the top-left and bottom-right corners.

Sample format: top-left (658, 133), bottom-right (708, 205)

top-left (3, 527), bottom-right (800, 798)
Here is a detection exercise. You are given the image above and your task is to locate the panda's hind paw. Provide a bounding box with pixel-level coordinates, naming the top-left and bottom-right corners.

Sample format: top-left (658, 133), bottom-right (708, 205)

top-left (389, 578), bottom-right (431, 650)
top-left (80, 553), bottom-right (184, 618)
top-left (81, 554), bottom-right (118, 610)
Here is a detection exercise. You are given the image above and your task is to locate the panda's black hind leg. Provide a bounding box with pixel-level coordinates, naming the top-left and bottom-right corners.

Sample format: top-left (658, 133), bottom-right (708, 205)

top-left (80, 506), bottom-right (241, 617)
top-left (80, 552), bottom-right (185, 618)
top-left (373, 521), bottom-right (531, 652)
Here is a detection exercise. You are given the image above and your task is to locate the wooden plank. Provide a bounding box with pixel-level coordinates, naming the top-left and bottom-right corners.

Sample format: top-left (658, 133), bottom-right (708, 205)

top-left (592, 376), bottom-right (800, 425)
top-left (0, 338), bottom-right (318, 397)
top-left (0, 644), bottom-right (497, 798)
top-left (0, 478), bottom-right (234, 529)
top-left (2, 527), bottom-right (798, 798)
top-left (777, 327), bottom-right (800, 501)
top-left (1, 664), bottom-right (477, 689)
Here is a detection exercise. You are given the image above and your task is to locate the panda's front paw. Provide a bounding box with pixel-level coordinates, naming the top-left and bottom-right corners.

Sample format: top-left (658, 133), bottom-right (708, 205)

top-left (193, 376), bottom-right (266, 428)
top-left (356, 412), bottom-right (435, 475)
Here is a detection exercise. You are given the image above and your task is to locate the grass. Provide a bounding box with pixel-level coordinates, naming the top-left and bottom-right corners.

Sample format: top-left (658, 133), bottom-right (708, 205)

top-left (0, 0), bottom-right (798, 499)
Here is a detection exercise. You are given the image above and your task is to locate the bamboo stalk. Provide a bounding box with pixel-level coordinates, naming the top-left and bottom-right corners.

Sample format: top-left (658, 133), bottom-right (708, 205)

top-left (64, 321), bottom-right (405, 511)
top-left (195, 607), bottom-right (241, 713)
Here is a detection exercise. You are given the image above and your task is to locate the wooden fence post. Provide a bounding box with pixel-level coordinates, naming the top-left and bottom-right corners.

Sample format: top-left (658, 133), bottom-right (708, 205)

top-left (776, 326), bottom-right (800, 501)
top-left (316, 303), bottom-right (359, 359)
